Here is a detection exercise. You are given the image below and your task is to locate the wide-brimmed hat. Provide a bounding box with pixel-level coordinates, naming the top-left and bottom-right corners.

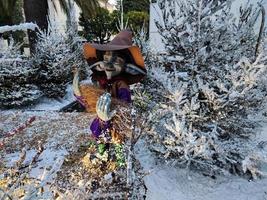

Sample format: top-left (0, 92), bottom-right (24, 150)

top-left (83, 30), bottom-right (146, 85)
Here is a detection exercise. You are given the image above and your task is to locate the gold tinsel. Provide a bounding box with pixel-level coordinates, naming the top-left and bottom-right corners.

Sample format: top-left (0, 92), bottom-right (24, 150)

top-left (79, 84), bottom-right (132, 143)
top-left (81, 145), bottom-right (117, 178)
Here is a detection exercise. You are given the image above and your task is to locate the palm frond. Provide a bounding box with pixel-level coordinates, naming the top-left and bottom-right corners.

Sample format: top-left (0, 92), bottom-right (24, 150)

top-left (75, 0), bottom-right (100, 18)
top-left (52, 0), bottom-right (99, 18)
top-left (0, 0), bottom-right (17, 16)
top-left (56, 0), bottom-right (69, 14)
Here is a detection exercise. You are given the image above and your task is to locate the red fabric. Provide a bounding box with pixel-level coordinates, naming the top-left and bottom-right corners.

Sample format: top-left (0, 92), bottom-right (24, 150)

top-left (97, 76), bottom-right (126, 89)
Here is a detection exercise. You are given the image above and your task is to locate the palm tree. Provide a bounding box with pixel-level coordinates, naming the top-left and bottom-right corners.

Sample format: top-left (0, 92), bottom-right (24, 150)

top-left (24, 0), bottom-right (99, 52)
top-left (23, 0), bottom-right (49, 52)
top-left (0, 0), bottom-right (19, 26)
top-left (99, 0), bottom-right (109, 9)
top-left (0, 0), bottom-right (49, 51)
top-left (53, 0), bottom-right (99, 30)
top-left (1, 0), bottom-right (99, 28)
top-left (23, 0), bottom-right (48, 30)
top-left (57, 0), bottom-right (99, 18)
top-left (1, 0), bottom-right (99, 51)
top-left (0, 0), bottom-right (24, 43)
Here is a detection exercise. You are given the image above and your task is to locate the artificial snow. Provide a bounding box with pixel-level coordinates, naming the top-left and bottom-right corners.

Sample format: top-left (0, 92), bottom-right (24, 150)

top-left (135, 136), bottom-right (267, 200)
top-left (0, 23), bottom-right (38, 33)
top-left (4, 148), bottom-right (67, 181)
top-left (144, 166), bottom-right (267, 200)
top-left (28, 84), bottom-right (75, 111)
top-left (1, 0), bottom-right (267, 198)
top-left (1, 91), bottom-right (267, 199)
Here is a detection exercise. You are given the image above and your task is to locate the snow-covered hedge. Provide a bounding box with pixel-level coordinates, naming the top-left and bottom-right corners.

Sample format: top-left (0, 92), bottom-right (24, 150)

top-left (138, 0), bottom-right (267, 178)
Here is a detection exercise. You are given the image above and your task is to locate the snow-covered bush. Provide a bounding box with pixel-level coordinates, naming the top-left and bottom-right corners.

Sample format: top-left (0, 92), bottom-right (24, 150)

top-left (133, 24), bottom-right (151, 62)
top-left (0, 17), bottom-right (86, 108)
top-left (31, 17), bottom-right (85, 98)
top-left (0, 38), bottom-right (41, 108)
top-left (141, 0), bottom-right (267, 178)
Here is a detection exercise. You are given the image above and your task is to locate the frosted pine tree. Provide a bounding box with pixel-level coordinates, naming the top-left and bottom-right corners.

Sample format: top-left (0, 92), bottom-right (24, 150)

top-left (0, 37), bottom-right (41, 108)
top-left (133, 24), bottom-right (150, 61)
top-left (0, 13), bottom-right (85, 107)
top-left (31, 16), bottom-right (84, 98)
top-left (144, 0), bottom-right (267, 177)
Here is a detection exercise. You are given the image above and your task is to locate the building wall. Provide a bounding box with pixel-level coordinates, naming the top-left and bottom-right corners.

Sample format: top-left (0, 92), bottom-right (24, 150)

top-left (149, 2), bottom-right (165, 53)
top-left (149, 0), bottom-right (267, 53)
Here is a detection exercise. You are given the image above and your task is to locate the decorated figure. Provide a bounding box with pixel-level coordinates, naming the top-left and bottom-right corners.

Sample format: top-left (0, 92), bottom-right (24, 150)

top-left (72, 30), bottom-right (146, 168)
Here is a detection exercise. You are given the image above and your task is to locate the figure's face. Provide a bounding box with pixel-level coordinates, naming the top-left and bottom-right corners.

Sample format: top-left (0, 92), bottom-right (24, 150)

top-left (103, 51), bottom-right (125, 79)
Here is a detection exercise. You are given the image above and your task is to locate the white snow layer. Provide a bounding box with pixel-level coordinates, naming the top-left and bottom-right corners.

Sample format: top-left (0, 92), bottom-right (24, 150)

top-left (28, 84), bottom-right (75, 111)
top-left (0, 23), bottom-right (38, 33)
top-left (4, 148), bottom-right (67, 181)
top-left (135, 128), bottom-right (267, 200)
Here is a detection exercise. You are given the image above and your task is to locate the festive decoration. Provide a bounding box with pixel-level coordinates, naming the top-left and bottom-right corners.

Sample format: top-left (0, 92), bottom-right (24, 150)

top-left (70, 30), bottom-right (147, 198)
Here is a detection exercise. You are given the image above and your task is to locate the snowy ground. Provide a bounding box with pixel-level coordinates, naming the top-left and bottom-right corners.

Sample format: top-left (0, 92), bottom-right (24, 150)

top-left (1, 90), bottom-right (267, 199)
top-left (136, 139), bottom-right (267, 200)
top-left (135, 113), bottom-right (267, 200)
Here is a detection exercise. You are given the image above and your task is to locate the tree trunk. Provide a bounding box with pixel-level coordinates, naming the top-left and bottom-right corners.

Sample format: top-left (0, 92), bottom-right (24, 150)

top-left (23, 0), bottom-right (49, 53)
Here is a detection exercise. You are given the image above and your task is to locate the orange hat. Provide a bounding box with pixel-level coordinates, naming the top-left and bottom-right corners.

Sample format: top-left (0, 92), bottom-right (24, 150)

top-left (83, 30), bottom-right (146, 84)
